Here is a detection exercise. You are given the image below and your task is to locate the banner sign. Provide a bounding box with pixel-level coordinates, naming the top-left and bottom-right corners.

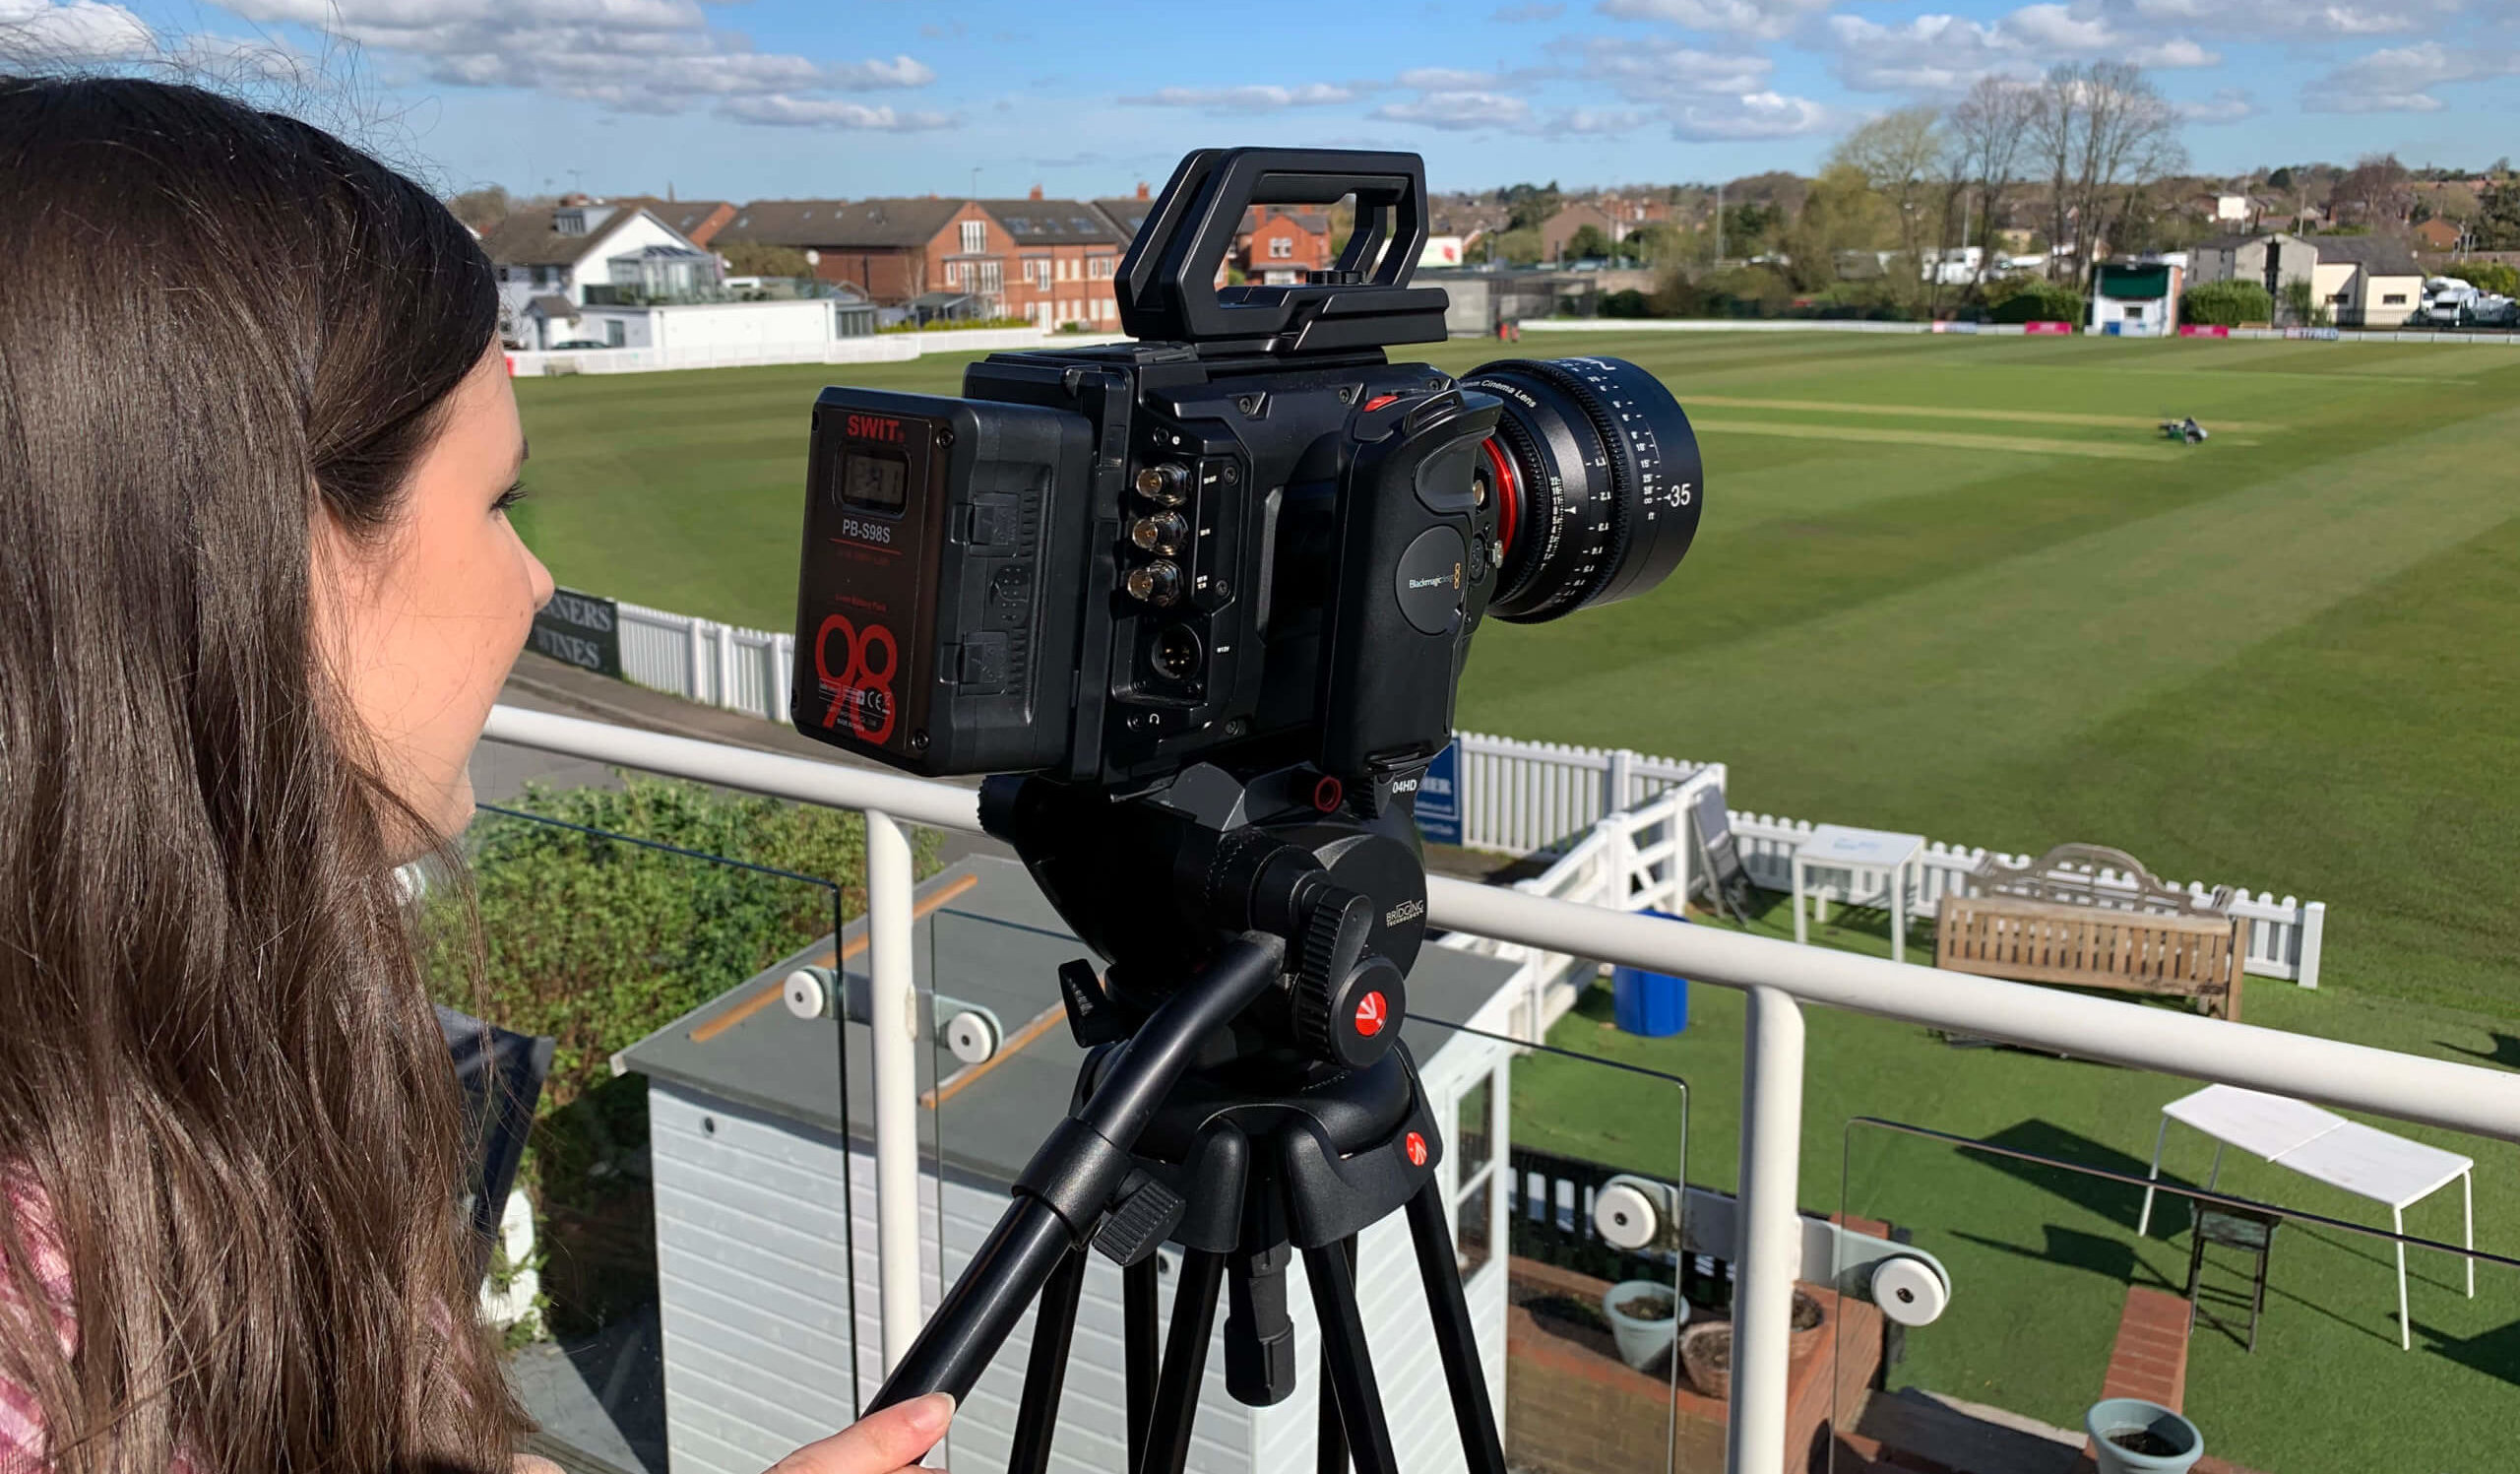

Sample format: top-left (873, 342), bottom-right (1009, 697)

top-left (528, 587), bottom-right (623, 678)
top-left (2178, 324), bottom-right (2230, 338)
top-left (1414, 740), bottom-right (1462, 847)
top-left (2024, 321), bottom-right (2077, 335)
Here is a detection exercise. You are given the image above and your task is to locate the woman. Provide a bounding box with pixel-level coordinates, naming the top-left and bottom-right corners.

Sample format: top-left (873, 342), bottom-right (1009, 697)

top-left (0, 76), bottom-right (951, 1473)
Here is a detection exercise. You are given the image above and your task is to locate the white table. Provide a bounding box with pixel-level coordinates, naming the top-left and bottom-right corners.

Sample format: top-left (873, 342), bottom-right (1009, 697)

top-left (1791, 824), bottom-right (1925, 964)
top-left (2138, 1084), bottom-right (2475, 1349)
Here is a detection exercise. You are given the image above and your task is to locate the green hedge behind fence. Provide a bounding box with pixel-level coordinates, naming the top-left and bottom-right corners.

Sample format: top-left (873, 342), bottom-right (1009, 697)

top-left (2181, 279), bottom-right (2275, 327)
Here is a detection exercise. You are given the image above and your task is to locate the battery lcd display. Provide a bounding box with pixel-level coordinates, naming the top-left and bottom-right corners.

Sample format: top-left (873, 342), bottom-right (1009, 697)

top-left (840, 448), bottom-right (909, 513)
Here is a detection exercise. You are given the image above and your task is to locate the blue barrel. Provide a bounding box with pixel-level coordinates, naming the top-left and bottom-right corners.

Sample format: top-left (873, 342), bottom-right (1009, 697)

top-left (1610, 911), bottom-right (1689, 1037)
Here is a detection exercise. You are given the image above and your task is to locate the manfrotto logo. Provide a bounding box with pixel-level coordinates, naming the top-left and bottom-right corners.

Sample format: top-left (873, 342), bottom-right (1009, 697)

top-left (1385, 898), bottom-right (1425, 927)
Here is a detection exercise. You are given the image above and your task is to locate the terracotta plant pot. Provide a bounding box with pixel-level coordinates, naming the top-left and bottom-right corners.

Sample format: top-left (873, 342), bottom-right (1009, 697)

top-left (1678, 1320), bottom-right (1731, 1401)
top-left (1789, 1289), bottom-right (1826, 1363)
top-left (1601, 1279), bottom-right (1685, 1372)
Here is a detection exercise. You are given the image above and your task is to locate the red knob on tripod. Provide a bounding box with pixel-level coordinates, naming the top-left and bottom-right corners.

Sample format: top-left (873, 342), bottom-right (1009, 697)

top-left (1294, 953), bottom-right (1407, 1069)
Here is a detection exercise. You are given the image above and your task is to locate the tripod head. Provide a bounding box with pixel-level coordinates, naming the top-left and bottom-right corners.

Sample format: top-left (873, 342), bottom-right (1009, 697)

top-left (981, 764), bottom-right (1428, 1071)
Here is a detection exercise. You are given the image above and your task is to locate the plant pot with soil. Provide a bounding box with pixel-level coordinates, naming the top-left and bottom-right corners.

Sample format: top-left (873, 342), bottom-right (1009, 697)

top-left (1678, 1320), bottom-right (1731, 1400)
top-left (1601, 1280), bottom-right (1686, 1372)
top-left (2085, 1398), bottom-right (2203, 1474)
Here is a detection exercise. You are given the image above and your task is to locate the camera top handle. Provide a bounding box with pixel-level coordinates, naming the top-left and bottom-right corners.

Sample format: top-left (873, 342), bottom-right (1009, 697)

top-left (1113, 148), bottom-right (1452, 354)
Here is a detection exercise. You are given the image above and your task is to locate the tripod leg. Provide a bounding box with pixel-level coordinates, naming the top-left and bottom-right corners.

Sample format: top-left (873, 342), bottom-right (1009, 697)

top-left (1006, 1244), bottom-right (1089, 1474)
top-left (1404, 1181), bottom-right (1510, 1474)
top-left (1140, 1250), bottom-right (1227, 1474)
top-left (1315, 1239), bottom-right (1355, 1474)
top-left (1300, 1237), bottom-right (1401, 1474)
top-left (1125, 1255), bottom-right (1159, 1474)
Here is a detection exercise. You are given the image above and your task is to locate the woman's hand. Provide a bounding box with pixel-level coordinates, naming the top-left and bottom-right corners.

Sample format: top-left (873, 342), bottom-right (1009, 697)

top-left (768, 1392), bottom-right (957, 1474)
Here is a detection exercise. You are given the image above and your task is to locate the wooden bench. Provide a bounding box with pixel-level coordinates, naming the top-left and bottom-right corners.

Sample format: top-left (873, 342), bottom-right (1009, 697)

top-left (1934, 845), bottom-right (2243, 1020)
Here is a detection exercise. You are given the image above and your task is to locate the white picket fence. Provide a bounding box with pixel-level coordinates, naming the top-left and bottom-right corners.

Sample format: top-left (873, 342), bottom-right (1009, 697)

top-left (592, 599), bottom-right (2327, 989)
top-left (618, 600), bottom-right (795, 721)
top-left (1439, 768), bottom-right (1730, 1039)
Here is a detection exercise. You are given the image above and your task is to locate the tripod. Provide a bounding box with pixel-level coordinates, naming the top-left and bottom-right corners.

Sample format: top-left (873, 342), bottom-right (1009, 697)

top-left (865, 770), bottom-right (1509, 1474)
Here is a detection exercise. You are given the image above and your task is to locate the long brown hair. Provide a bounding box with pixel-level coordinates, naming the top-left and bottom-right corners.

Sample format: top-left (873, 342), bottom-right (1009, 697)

top-left (0, 76), bottom-right (523, 1471)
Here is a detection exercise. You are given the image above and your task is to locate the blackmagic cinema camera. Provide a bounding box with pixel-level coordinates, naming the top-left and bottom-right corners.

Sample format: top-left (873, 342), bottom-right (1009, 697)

top-left (789, 150), bottom-right (1704, 1474)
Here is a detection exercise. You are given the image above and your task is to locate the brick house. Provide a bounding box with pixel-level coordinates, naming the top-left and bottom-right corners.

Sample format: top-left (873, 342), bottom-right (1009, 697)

top-left (1237, 207), bottom-right (1333, 286)
top-left (1540, 200), bottom-right (1622, 262)
top-left (2413, 217), bottom-right (2465, 252)
top-left (980, 188), bottom-right (1128, 329)
top-left (712, 198), bottom-right (1008, 314)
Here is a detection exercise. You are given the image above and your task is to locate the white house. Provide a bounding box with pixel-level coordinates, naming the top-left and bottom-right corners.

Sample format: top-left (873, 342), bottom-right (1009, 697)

top-left (614, 858), bottom-right (1525, 1474)
top-left (2186, 231), bottom-right (2422, 326)
top-left (568, 295), bottom-right (878, 358)
top-left (479, 201), bottom-right (724, 350)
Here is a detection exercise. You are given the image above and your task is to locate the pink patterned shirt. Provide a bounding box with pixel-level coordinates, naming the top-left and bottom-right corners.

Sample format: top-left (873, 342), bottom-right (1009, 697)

top-left (0, 1178), bottom-right (199, 1473)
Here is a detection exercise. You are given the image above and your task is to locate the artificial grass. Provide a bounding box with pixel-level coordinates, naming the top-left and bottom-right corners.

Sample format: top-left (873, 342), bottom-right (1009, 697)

top-left (1505, 944), bottom-right (2520, 1471)
top-left (509, 331), bottom-right (2520, 1018)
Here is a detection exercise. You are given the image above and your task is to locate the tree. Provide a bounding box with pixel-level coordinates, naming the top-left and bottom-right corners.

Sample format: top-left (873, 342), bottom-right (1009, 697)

top-left (2474, 179), bottom-right (2520, 250)
top-left (2026, 62), bottom-right (2187, 281)
top-left (2267, 166), bottom-right (2295, 191)
top-left (1832, 105), bottom-right (1945, 305)
top-left (1783, 164), bottom-right (1894, 292)
top-left (2330, 154), bottom-right (2415, 232)
top-left (2280, 277), bottom-right (2330, 327)
top-left (1947, 77), bottom-right (2035, 286)
top-left (447, 185), bottom-right (513, 232)
top-left (1622, 223), bottom-right (1683, 264)
top-left (718, 240), bottom-right (812, 278)
top-left (1565, 224), bottom-right (1614, 261)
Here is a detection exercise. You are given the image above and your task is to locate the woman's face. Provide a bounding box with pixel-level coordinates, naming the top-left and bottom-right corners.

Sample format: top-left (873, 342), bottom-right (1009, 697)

top-left (315, 347), bottom-right (553, 849)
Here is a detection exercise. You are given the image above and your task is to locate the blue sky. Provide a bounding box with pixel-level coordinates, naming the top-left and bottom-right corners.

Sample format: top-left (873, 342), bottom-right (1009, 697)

top-left (10, 0), bottom-right (2518, 200)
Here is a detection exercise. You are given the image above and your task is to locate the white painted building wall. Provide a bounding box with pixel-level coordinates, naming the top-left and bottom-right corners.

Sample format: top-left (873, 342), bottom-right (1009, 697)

top-left (575, 299), bottom-right (846, 357)
top-left (648, 1036), bottom-right (1513, 1474)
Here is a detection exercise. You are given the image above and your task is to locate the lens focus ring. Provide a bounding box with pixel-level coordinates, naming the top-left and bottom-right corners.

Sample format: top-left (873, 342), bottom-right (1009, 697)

top-left (1460, 356), bottom-right (1703, 624)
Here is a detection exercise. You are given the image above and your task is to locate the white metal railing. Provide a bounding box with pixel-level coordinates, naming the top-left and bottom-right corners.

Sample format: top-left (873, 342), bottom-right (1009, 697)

top-left (477, 704), bottom-right (2520, 1474)
top-left (1513, 317), bottom-right (2520, 346)
top-left (506, 328), bottom-right (1134, 377)
top-left (583, 591), bottom-right (2336, 987)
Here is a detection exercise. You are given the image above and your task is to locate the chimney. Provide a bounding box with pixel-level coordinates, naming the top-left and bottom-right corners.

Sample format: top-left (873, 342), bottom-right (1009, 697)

top-left (1135, 181), bottom-right (1151, 201)
top-left (1029, 183), bottom-right (1044, 201)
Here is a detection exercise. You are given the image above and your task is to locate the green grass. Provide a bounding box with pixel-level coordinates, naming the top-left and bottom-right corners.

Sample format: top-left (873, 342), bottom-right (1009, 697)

top-left (508, 334), bottom-right (2520, 1463)
top-left (1511, 957), bottom-right (2520, 1470)
top-left (517, 331), bottom-right (2520, 1018)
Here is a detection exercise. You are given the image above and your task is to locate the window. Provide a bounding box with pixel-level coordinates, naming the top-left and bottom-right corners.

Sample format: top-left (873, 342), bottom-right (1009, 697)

top-left (1026, 256), bottom-right (1051, 290)
top-left (604, 319), bottom-right (625, 347)
top-left (960, 220), bottom-right (985, 255)
top-left (2382, 292), bottom-right (2409, 305)
top-left (1453, 1073), bottom-right (1497, 1278)
top-left (945, 261), bottom-right (960, 288)
top-left (1268, 236), bottom-right (1293, 260)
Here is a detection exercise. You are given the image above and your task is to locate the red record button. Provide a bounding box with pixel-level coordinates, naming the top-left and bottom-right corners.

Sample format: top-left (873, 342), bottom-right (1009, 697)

top-left (1353, 991), bottom-right (1388, 1039)
top-left (1405, 1131), bottom-right (1428, 1168)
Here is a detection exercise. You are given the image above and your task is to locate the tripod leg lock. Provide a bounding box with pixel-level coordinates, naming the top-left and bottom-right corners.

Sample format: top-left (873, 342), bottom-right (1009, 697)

top-left (1015, 1117), bottom-right (1140, 1242)
top-left (1092, 1169), bottom-right (1187, 1266)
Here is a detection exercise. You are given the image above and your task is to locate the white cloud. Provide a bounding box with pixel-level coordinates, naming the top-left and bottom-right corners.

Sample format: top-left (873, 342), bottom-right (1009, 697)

top-left (2065, 0), bottom-right (2448, 39)
top-left (212, 0), bottom-right (938, 122)
top-left (2176, 86), bottom-right (2259, 123)
top-left (1123, 82), bottom-right (1367, 109)
top-left (1371, 89), bottom-right (1534, 129)
top-left (2304, 40), bottom-right (2520, 111)
top-left (0, 0), bottom-right (153, 63)
top-left (1541, 105), bottom-right (1657, 134)
top-left (1396, 66), bottom-right (1499, 90)
top-left (1668, 89), bottom-right (1839, 139)
top-left (718, 96), bottom-right (954, 129)
top-left (1595, 0), bottom-right (1836, 41)
top-left (1824, 6), bottom-right (2215, 94)
top-left (1563, 34), bottom-right (1776, 97)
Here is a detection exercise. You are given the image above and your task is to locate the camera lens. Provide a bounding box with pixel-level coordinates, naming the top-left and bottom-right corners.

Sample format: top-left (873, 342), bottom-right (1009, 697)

top-left (1457, 356), bottom-right (1703, 623)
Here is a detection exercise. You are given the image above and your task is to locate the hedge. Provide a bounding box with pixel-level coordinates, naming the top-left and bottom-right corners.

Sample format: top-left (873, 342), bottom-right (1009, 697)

top-left (1988, 283), bottom-right (2085, 324)
top-left (2181, 279), bottom-right (2274, 327)
top-left (426, 775), bottom-right (939, 1110)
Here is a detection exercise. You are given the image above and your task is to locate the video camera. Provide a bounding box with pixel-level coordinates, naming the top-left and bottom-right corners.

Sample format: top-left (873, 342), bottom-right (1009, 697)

top-left (790, 148), bottom-right (1703, 810)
